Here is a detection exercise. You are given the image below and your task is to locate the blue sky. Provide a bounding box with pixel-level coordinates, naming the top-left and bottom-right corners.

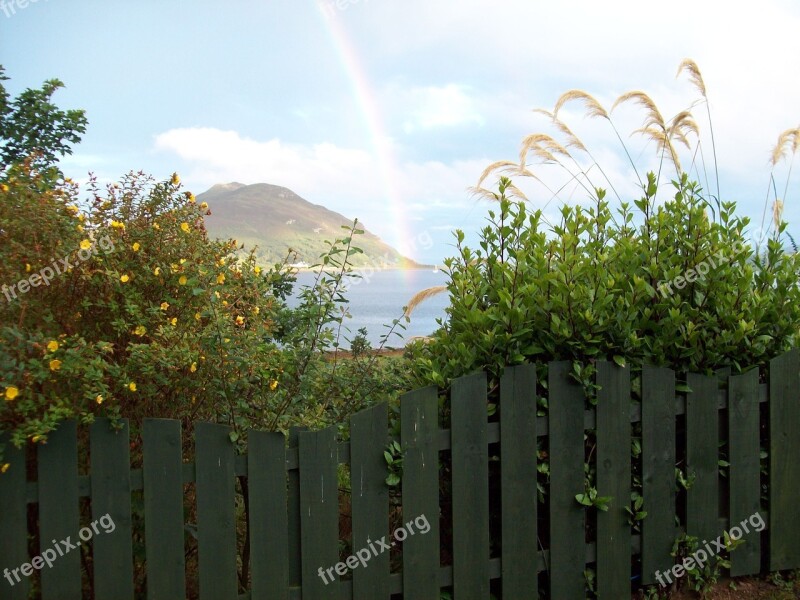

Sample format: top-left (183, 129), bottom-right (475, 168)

top-left (2, 0), bottom-right (800, 264)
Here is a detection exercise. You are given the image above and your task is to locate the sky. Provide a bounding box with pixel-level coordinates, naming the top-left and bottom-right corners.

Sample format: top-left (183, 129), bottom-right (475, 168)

top-left (2, 0), bottom-right (800, 265)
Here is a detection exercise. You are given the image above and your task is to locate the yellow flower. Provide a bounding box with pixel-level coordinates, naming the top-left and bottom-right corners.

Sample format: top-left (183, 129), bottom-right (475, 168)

top-left (0, 183), bottom-right (9, 193)
top-left (252, 306), bottom-right (260, 315)
top-left (170, 263), bottom-right (179, 273)
top-left (154, 267), bottom-right (161, 276)
top-left (49, 359), bottom-right (62, 371)
top-left (111, 220), bottom-right (125, 229)
top-left (79, 239), bottom-right (92, 250)
top-left (170, 317), bottom-right (177, 326)
top-left (95, 394), bottom-right (104, 405)
top-left (200, 202), bottom-right (208, 210)
top-left (180, 222), bottom-right (190, 233)
top-left (132, 242), bottom-right (140, 252)
top-left (76, 225), bottom-right (84, 233)
top-left (188, 193), bottom-right (196, 203)
top-left (65, 204), bottom-right (79, 214)
top-left (120, 274), bottom-right (130, 283)
top-left (0, 463), bottom-right (9, 474)
top-left (47, 340), bottom-right (59, 352)
top-left (152, 222), bottom-right (160, 230)
top-left (216, 273), bottom-right (225, 284)
top-left (134, 325), bottom-right (146, 336)
top-left (235, 315), bottom-right (244, 326)
top-left (194, 312), bottom-right (201, 321)
top-left (160, 302), bottom-right (169, 310)
top-left (78, 213), bottom-right (85, 222)
top-left (217, 258), bottom-right (226, 266)
top-left (254, 266), bottom-right (261, 275)
top-left (222, 300), bottom-right (228, 307)
top-left (179, 275), bottom-right (188, 285)
top-left (214, 291), bottom-right (220, 298)
top-left (171, 173), bottom-right (180, 185)
top-left (190, 362), bottom-right (197, 373)
top-left (128, 382), bottom-right (137, 392)
top-left (25, 263), bottom-right (31, 272)
top-left (179, 258), bottom-right (187, 264)
top-left (5, 386), bottom-right (19, 401)
top-left (269, 380), bottom-right (278, 391)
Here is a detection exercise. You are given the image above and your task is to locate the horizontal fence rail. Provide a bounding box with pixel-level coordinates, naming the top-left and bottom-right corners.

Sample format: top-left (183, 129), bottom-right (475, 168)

top-left (0, 350), bottom-right (798, 599)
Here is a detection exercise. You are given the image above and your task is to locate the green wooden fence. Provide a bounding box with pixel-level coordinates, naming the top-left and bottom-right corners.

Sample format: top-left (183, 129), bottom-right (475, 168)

top-left (1, 350), bottom-right (800, 599)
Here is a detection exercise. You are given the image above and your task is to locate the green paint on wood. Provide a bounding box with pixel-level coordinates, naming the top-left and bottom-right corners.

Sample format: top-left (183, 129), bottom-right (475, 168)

top-left (400, 385), bottom-right (440, 600)
top-left (90, 418), bottom-right (134, 600)
top-left (0, 433), bottom-right (29, 600)
top-left (769, 349), bottom-right (800, 571)
top-left (298, 426), bottom-right (338, 599)
top-left (38, 421), bottom-right (81, 599)
top-left (596, 361), bottom-right (632, 599)
top-left (350, 403), bottom-right (391, 599)
top-left (641, 365), bottom-right (676, 586)
top-left (195, 422), bottom-right (238, 599)
top-left (249, 430), bottom-right (290, 599)
top-left (728, 369), bottom-right (761, 576)
top-left (500, 364), bottom-right (538, 598)
top-left (549, 361), bottom-right (586, 599)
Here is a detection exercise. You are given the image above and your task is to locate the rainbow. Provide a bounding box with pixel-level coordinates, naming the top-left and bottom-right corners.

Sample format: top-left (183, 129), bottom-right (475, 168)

top-left (315, 2), bottom-right (414, 273)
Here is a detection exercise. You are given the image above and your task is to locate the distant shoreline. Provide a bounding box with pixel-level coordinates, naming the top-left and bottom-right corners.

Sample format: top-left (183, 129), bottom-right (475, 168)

top-left (289, 264), bottom-right (440, 273)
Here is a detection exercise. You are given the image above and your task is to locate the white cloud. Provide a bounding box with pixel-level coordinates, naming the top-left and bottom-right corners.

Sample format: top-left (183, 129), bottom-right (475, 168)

top-left (397, 84), bottom-right (485, 133)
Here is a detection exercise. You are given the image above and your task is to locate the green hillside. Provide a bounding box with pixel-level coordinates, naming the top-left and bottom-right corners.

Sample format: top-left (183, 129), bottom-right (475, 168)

top-left (198, 182), bottom-right (424, 268)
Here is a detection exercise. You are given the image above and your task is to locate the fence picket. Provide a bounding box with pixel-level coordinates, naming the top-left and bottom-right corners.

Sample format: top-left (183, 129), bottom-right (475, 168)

top-left (0, 433), bottom-right (29, 600)
top-left (350, 403), bottom-right (391, 599)
top-left (685, 374), bottom-right (720, 547)
top-left (728, 369), bottom-right (761, 576)
top-left (451, 372), bottom-right (490, 600)
top-left (142, 418), bottom-right (186, 600)
top-left (248, 430), bottom-right (289, 599)
top-left (38, 420), bottom-right (81, 600)
top-left (548, 361), bottom-right (585, 599)
top-left (641, 365), bottom-right (676, 586)
top-left (90, 418), bottom-right (134, 600)
top-left (195, 422), bottom-right (238, 599)
top-left (769, 349), bottom-right (800, 571)
top-left (400, 385), bottom-right (440, 600)
top-left (499, 363), bottom-right (538, 598)
top-left (299, 426), bottom-right (339, 599)
top-left (596, 361), bottom-right (631, 599)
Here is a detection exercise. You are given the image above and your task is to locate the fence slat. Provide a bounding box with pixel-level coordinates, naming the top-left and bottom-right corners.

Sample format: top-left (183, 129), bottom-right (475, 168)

top-left (249, 430), bottom-right (289, 599)
top-left (596, 361), bottom-right (631, 599)
top-left (299, 426), bottom-right (339, 599)
top-left (728, 369), bottom-right (761, 576)
top-left (142, 419), bottom-right (186, 600)
top-left (548, 361), bottom-right (585, 599)
top-left (640, 365), bottom-right (676, 586)
top-left (90, 418), bottom-right (134, 600)
top-left (685, 374), bottom-right (719, 546)
top-left (451, 372), bottom-right (490, 600)
top-left (350, 403), bottom-right (390, 599)
top-left (195, 422), bottom-right (238, 599)
top-left (38, 420), bottom-right (81, 599)
top-left (0, 434), bottom-right (29, 600)
top-left (401, 385), bottom-right (440, 600)
top-left (769, 349), bottom-right (800, 571)
top-left (288, 426), bottom-right (306, 588)
top-left (499, 363), bottom-right (538, 598)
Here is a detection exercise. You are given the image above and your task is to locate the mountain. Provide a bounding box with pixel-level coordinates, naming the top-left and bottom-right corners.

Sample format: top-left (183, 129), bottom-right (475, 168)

top-left (198, 183), bottom-right (424, 268)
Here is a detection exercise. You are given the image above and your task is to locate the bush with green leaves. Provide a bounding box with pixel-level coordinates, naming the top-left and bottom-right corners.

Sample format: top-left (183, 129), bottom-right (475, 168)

top-left (410, 174), bottom-right (800, 393)
top-left (0, 68), bottom-right (413, 467)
